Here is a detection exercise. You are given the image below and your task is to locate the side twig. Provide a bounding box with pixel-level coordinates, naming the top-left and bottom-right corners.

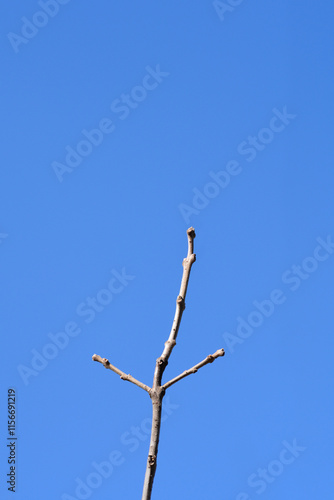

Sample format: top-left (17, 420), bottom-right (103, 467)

top-left (162, 348), bottom-right (225, 390)
top-left (92, 354), bottom-right (151, 393)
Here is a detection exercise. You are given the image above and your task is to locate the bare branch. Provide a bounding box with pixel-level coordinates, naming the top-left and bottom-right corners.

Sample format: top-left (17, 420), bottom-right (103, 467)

top-left (158, 227), bottom-right (196, 371)
top-left (92, 227), bottom-right (225, 500)
top-left (141, 227), bottom-right (197, 500)
top-left (92, 354), bottom-right (151, 393)
top-left (141, 388), bottom-right (164, 500)
top-left (162, 348), bottom-right (225, 390)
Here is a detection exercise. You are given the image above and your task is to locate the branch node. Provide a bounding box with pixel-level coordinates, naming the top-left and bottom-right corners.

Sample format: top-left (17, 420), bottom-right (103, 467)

top-left (164, 339), bottom-right (176, 348)
top-left (182, 254), bottom-right (196, 268)
top-left (148, 455), bottom-right (156, 467)
top-left (176, 295), bottom-right (185, 310)
top-left (156, 356), bottom-right (168, 368)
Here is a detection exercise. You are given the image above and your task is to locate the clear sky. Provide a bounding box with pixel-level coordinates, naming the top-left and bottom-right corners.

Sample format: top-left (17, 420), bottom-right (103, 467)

top-left (1, 1), bottom-right (333, 499)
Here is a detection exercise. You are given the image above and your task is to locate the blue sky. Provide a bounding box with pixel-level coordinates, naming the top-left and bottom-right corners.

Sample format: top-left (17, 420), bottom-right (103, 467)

top-left (1, 1), bottom-right (333, 499)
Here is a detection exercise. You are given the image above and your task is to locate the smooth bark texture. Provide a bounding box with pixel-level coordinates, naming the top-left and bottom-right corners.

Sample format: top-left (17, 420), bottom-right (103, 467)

top-left (92, 354), bottom-right (151, 393)
top-left (162, 348), bottom-right (225, 390)
top-left (92, 227), bottom-right (225, 500)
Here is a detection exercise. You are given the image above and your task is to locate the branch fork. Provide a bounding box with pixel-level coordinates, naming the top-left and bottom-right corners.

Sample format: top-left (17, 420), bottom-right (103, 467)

top-left (92, 227), bottom-right (225, 500)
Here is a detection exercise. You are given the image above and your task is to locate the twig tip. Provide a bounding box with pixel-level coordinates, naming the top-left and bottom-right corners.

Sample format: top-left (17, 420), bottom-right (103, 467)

top-left (187, 227), bottom-right (196, 238)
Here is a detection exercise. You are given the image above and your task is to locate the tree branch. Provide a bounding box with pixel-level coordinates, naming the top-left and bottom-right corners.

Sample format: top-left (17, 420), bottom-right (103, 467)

top-left (92, 227), bottom-right (226, 500)
top-left (141, 388), bottom-right (164, 500)
top-left (158, 227), bottom-right (196, 375)
top-left (141, 227), bottom-right (197, 500)
top-left (92, 354), bottom-right (151, 393)
top-left (162, 348), bottom-right (225, 390)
